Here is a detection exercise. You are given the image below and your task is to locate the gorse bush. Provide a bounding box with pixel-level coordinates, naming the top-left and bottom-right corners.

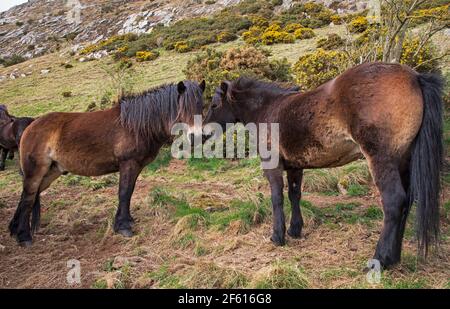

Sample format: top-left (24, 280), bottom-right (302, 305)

top-left (410, 4), bottom-right (449, 27)
top-left (293, 49), bottom-right (348, 90)
top-left (217, 31), bottom-right (237, 43)
top-left (135, 50), bottom-right (159, 62)
top-left (348, 16), bottom-right (369, 33)
top-left (184, 46), bottom-right (292, 102)
top-left (243, 23), bottom-right (296, 45)
top-left (174, 41), bottom-right (191, 53)
top-left (284, 23), bottom-right (303, 33)
top-left (294, 27), bottom-right (315, 40)
top-left (400, 37), bottom-right (439, 72)
top-left (316, 33), bottom-right (345, 50)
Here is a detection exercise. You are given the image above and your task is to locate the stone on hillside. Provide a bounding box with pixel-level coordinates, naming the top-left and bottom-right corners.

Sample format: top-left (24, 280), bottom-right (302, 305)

top-left (40, 69), bottom-right (50, 75)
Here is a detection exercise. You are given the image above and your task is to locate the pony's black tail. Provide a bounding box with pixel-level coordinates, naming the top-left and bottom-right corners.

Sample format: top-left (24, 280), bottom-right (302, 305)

top-left (409, 73), bottom-right (444, 256)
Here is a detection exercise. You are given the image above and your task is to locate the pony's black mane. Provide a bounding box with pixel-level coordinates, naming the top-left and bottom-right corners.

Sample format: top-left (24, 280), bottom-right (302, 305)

top-left (119, 81), bottom-right (201, 143)
top-left (226, 77), bottom-right (298, 106)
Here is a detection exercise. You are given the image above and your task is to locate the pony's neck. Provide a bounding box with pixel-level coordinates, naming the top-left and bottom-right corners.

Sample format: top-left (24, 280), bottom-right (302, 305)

top-left (233, 88), bottom-right (290, 124)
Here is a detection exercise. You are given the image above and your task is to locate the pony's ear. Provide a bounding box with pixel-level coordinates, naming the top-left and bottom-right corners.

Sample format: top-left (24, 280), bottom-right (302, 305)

top-left (220, 81), bottom-right (231, 95)
top-left (199, 80), bottom-right (206, 93)
top-left (177, 81), bottom-right (187, 94)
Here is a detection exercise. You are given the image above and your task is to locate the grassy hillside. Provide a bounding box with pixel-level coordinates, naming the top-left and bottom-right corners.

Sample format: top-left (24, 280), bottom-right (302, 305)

top-left (0, 21), bottom-right (449, 288)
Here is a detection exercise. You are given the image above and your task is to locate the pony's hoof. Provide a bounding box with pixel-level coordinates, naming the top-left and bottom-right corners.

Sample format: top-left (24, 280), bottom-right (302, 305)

top-left (270, 234), bottom-right (285, 246)
top-left (117, 229), bottom-right (133, 238)
top-left (287, 227), bottom-right (302, 239)
top-left (19, 240), bottom-right (32, 248)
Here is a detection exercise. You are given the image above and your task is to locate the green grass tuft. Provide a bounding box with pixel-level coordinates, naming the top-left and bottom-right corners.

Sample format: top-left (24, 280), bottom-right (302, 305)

top-left (144, 147), bottom-right (173, 174)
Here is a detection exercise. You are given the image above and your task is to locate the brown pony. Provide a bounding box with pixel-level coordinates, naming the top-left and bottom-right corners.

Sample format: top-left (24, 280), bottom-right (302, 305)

top-left (0, 105), bottom-right (14, 169)
top-left (0, 108), bottom-right (35, 170)
top-left (205, 62), bottom-right (443, 268)
top-left (9, 80), bottom-right (206, 247)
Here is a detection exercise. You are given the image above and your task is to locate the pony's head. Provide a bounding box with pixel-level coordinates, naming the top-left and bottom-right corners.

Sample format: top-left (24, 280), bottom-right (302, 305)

top-left (0, 104), bottom-right (13, 124)
top-left (175, 80), bottom-right (206, 128)
top-left (119, 80), bottom-right (206, 143)
top-left (205, 77), bottom-right (298, 129)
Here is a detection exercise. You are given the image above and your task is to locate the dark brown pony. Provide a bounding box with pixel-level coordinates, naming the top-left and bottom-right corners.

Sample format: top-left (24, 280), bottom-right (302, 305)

top-left (205, 62), bottom-right (443, 268)
top-left (0, 105), bottom-right (15, 169)
top-left (9, 80), bottom-right (206, 246)
top-left (0, 108), bottom-right (35, 170)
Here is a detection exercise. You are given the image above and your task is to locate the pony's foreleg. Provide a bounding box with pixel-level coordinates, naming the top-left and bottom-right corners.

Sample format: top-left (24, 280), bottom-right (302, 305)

top-left (0, 148), bottom-right (7, 171)
top-left (114, 160), bottom-right (142, 237)
top-left (287, 168), bottom-right (304, 238)
top-left (8, 150), bottom-right (14, 160)
top-left (9, 155), bottom-right (51, 246)
top-left (264, 167), bottom-right (286, 246)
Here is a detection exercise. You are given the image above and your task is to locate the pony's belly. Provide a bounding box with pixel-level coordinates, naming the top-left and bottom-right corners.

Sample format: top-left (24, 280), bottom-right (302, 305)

top-left (53, 154), bottom-right (119, 177)
top-left (283, 137), bottom-right (363, 168)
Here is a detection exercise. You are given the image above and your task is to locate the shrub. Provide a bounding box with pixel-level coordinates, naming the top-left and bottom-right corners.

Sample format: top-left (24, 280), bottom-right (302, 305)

top-left (316, 33), bottom-right (345, 50)
top-left (184, 46), bottom-right (292, 102)
top-left (242, 26), bottom-right (263, 44)
top-left (62, 91), bottom-right (72, 98)
top-left (284, 23), bottom-right (303, 33)
top-left (400, 37), bottom-right (439, 72)
top-left (348, 16), bottom-right (369, 33)
top-left (354, 25), bottom-right (381, 46)
top-left (410, 4), bottom-right (449, 27)
top-left (174, 41), bottom-right (192, 53)
top-left (293, 49), bottom-right (348, 90)
top-left (217, 31), bottom-right (237, 43)
top-left (251, 16), bottom-right (269, 28)
top-left (0, 54), bottom-right (26, 67)
top-left (294, 28), bottom-right (315, 40)
top-left (136, 50), bottom-right (160, 62)
top-left (331, 14), bottom-right (343, 25)
top-left (261, 30), bottom-right (294, 45)
top-left (80, 33), bottom-right (139, 55)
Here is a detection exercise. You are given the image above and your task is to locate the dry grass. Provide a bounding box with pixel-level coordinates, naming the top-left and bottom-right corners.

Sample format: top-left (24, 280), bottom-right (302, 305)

top-left (0, 23), bottom-right (449, 289)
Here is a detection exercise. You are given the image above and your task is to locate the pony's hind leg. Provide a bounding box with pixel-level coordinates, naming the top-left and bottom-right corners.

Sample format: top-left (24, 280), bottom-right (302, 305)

top-left (9, 155), bottom-right (51, 246)
top-left (0, 147), bottom-right (7, 171)
top-left (264, 166), bottom-right (286, 246)
top-left (114, 160), bottom-right (143, 237)
top-left (286, 168), bottom-right (304, 238)
top-left (367, 157), bottom-right (406, 267)
top-left (30, 165), bottom-right (62, 234)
